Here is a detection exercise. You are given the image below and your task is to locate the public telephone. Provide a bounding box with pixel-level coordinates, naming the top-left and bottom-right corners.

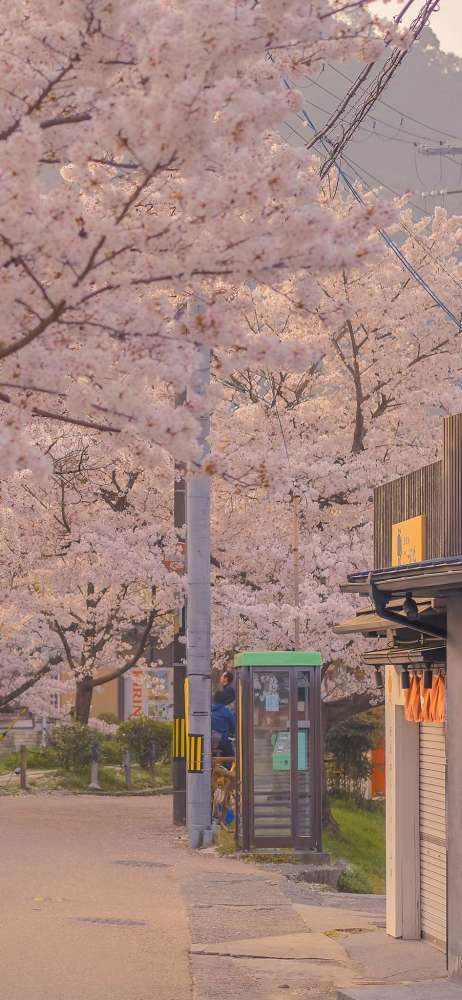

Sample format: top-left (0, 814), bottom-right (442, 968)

top-left (271, 728), bottom-right (309, 771)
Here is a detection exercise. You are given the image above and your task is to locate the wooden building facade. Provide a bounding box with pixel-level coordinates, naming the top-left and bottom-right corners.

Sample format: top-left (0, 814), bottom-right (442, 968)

top-left (335, 413), bottom-right (462, 977)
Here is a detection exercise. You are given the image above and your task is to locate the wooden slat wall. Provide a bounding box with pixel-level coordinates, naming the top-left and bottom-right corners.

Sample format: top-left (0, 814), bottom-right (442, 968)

top-left (374, 462), bottom-right (443, 569)
top-left (419, 723), bottom-right (447, 950)
top-left (443, 413), bottom-right (462, 557)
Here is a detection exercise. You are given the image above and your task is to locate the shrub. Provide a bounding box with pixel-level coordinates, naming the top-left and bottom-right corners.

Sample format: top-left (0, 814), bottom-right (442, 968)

top-left (119, 716), bottom-right (172, 767)
top-left (51, 723), bottom-right (97, 771)
top-left (99, 736), bottom-right (124, 765)
top-left (337, 863), bottom-right (372, 894)
top-left (325, 717), bottom-right (375, 801)
top-left (25, 746), bottom-right (60, 769)
top-left (97, 713), bottom-right (119, 726)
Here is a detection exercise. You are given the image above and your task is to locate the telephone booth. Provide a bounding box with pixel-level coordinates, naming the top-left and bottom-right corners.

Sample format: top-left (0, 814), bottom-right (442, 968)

top-left (235, 651), bottom-right (323, 852)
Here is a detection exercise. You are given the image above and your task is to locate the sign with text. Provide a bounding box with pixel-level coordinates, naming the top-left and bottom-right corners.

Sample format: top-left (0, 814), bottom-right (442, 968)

top-left (391, 514), bottom-right (426, 567)
top-left (131, 668), bottom-right (144, 717)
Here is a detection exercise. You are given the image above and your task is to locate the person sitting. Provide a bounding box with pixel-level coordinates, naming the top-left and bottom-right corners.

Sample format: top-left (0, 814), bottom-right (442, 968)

top-left (211, 689), bottom-right (235, 758)
top-left (219, 669), bottom-right (235, 706)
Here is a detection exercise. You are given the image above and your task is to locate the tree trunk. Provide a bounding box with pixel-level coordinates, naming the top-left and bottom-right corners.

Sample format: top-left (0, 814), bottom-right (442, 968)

top-left (74, 680), bottom-right (93, 724)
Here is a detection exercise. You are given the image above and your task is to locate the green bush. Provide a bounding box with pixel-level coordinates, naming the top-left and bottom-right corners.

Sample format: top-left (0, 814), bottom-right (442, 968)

top-left (97, 713), bottom-right (120, 726)
top-left (325, 717), bottom-right (375, 800)
top-left (51, 723), bottom-right (97, 771)
top-left (25, 745), bottom-right (60, 769)
top-left (119, 716), bottom-right (172, 767)
top-left (99, 736), bottom-right (123, 765)
top-left (337, 863), bottom-right (372, 894)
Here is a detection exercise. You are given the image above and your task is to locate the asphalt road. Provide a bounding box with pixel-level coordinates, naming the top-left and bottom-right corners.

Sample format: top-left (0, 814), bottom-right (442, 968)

top-left (0, 795), bottom-right (192, 1000)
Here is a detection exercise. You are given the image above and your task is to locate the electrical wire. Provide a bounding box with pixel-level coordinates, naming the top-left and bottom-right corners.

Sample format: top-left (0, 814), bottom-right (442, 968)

top-left (339, 152), bottom-right (462, 296)
top-left (283, 77), bottom-right (462, 332)
top-left (325, 62), bottom-right (462, 144)
top-left (286, 92), bottom-right (462, 296)
top-left (312, 1), bottom-right (441, 174)
top-left (305, 76), bottom-right (450, 145)
top-left (285, 115), bottom-right (428, 218)
top-left (296, 93), bottom-right (427, 147)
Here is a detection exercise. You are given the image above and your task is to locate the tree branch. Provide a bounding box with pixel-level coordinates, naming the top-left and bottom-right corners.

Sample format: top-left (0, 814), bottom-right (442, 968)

top-left (0, 300), bottom-right (66, 360)
top-left (0, 655), bottom-right (62, 709)
top-left (52, 621), bottom-right (76, 672)
top-left (90, 610), bottom-right (157, 688)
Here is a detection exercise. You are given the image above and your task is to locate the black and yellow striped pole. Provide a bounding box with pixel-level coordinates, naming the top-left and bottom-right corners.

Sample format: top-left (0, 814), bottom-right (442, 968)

top-left (172, 621), bottom-right (187, 825)
top-left (173, 716), bottom-right (186, 761)
top-left (187, 733), bottom-right (204, 773)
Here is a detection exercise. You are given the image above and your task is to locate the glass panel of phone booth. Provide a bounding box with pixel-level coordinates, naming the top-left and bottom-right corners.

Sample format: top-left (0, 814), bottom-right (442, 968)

top-left (294, 670), bottom-right (311, 839)
top-left (252, 670), bottom-right (291, 839)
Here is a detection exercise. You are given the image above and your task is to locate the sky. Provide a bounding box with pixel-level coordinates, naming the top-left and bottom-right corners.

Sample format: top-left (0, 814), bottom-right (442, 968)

top-left (373, 0), bottom-right (462, 56)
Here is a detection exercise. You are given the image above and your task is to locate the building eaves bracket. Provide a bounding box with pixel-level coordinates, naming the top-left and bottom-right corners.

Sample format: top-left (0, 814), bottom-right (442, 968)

top-left (368, 573), bottom-right (446, 641)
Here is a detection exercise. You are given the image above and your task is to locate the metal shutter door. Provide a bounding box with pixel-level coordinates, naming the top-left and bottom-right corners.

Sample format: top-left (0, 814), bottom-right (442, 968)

top-left (419, 723), bottom-right (447, 950)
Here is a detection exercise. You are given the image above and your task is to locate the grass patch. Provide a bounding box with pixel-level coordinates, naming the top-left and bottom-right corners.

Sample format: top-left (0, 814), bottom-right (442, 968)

top-left (324, 797), bottom-right (385, 894)
top-left (0, 746), bottom-right (60, 773)
top-left (244, 849), bottom-right (303, 865)
top-left (0, 760), bottom-right (171, 794)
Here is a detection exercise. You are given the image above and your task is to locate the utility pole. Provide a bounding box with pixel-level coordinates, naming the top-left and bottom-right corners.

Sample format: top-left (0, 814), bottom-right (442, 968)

top-left (292, 493), bottom-right (301, 649)
top-left (186, 334), bottom-right (212, 849)
top-left (172, 402), bottom-right (187, 826)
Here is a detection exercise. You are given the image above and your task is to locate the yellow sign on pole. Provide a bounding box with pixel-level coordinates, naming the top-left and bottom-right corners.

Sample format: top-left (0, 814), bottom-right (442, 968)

top-left (391, 515), bottom-right (426, 567)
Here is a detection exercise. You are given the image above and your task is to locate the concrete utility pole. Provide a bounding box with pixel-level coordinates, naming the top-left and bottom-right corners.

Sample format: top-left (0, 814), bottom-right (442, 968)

top-left (172, 404), bottom-right (187, 826)
top-left (186, 334), bottom-right (213, 849)
top-left (292, 493), bottom-right (301, 649)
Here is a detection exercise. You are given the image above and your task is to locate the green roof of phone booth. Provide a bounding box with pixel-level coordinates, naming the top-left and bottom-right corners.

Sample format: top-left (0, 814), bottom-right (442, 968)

top-left (234, 651), bottom-right (322, 668)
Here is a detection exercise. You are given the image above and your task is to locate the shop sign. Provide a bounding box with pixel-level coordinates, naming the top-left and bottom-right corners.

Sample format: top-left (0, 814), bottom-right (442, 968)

top-left (391, 514), bottom-right (426, 566)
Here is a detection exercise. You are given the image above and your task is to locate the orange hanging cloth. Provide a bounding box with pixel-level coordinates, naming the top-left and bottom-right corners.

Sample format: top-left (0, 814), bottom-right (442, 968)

top-left (421, 673), bottom-right (433, 723)
top-left (434, 672), bottom-right (446, 723)
top-left (404, 673), bottom-right (422, 722)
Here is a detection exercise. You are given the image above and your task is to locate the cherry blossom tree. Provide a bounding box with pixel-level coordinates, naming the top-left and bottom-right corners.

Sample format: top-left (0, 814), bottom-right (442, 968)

top-left (0, 432), bottom-right (182, 723)
top-left (210, 206), bottom-right (462, 720)
top-left (0, 0), bottom-right (399, 476)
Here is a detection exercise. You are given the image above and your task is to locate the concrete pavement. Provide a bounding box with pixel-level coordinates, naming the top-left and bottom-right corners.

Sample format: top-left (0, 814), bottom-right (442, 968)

top-left (0, 794), bottom-right (192, 1000)
top-left (0, 794), bottom-right (451, 1000)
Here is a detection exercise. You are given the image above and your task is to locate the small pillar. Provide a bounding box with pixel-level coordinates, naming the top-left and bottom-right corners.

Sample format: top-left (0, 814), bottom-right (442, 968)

top-left (385, 665), bottom-right (420, 940)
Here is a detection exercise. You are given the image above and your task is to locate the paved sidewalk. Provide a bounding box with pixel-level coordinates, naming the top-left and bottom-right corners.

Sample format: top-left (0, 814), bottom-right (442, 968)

top-left (181, 853), bottom-right (445, 1000)
top-left (0, 794), bottom-right (450, 1000)
top-left (0, 795), bottom-right (192, 1000)
top-left (338, 985), bottom-right (462, 1000)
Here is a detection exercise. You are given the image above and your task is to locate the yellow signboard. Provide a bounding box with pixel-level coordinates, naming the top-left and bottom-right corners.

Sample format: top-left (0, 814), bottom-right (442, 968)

top-left (391, 515), bottom-right (426, 567)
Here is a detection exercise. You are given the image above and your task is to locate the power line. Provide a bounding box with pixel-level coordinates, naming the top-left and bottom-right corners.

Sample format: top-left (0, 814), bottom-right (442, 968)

top-left (286, 114), bottom-right (429, 218)
top-left (308, 1), bottom-right (441, 175)
top-left (283, 80), bottom-right (462, 332)
top-left (307, 116), bottom-right (462, 294)
top-left (338, 152), bottom-right (462, 297)
top-left (295, 93), bottom-right (426, 147)
top-left (325, 62), bottom-right (462, 144)
top-left (305, 76), bottom-right (450, 145)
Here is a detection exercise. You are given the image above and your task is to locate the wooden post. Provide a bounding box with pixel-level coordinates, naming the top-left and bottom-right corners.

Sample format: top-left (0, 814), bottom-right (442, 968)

top-left (385, 665), bottom-right (420, 940)
top-left (19, 745), bottom-right (27, 790)
top-left (123, 749), bottom-right (132, 789)
top-left (446, 593), bottom-right (462, 978)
